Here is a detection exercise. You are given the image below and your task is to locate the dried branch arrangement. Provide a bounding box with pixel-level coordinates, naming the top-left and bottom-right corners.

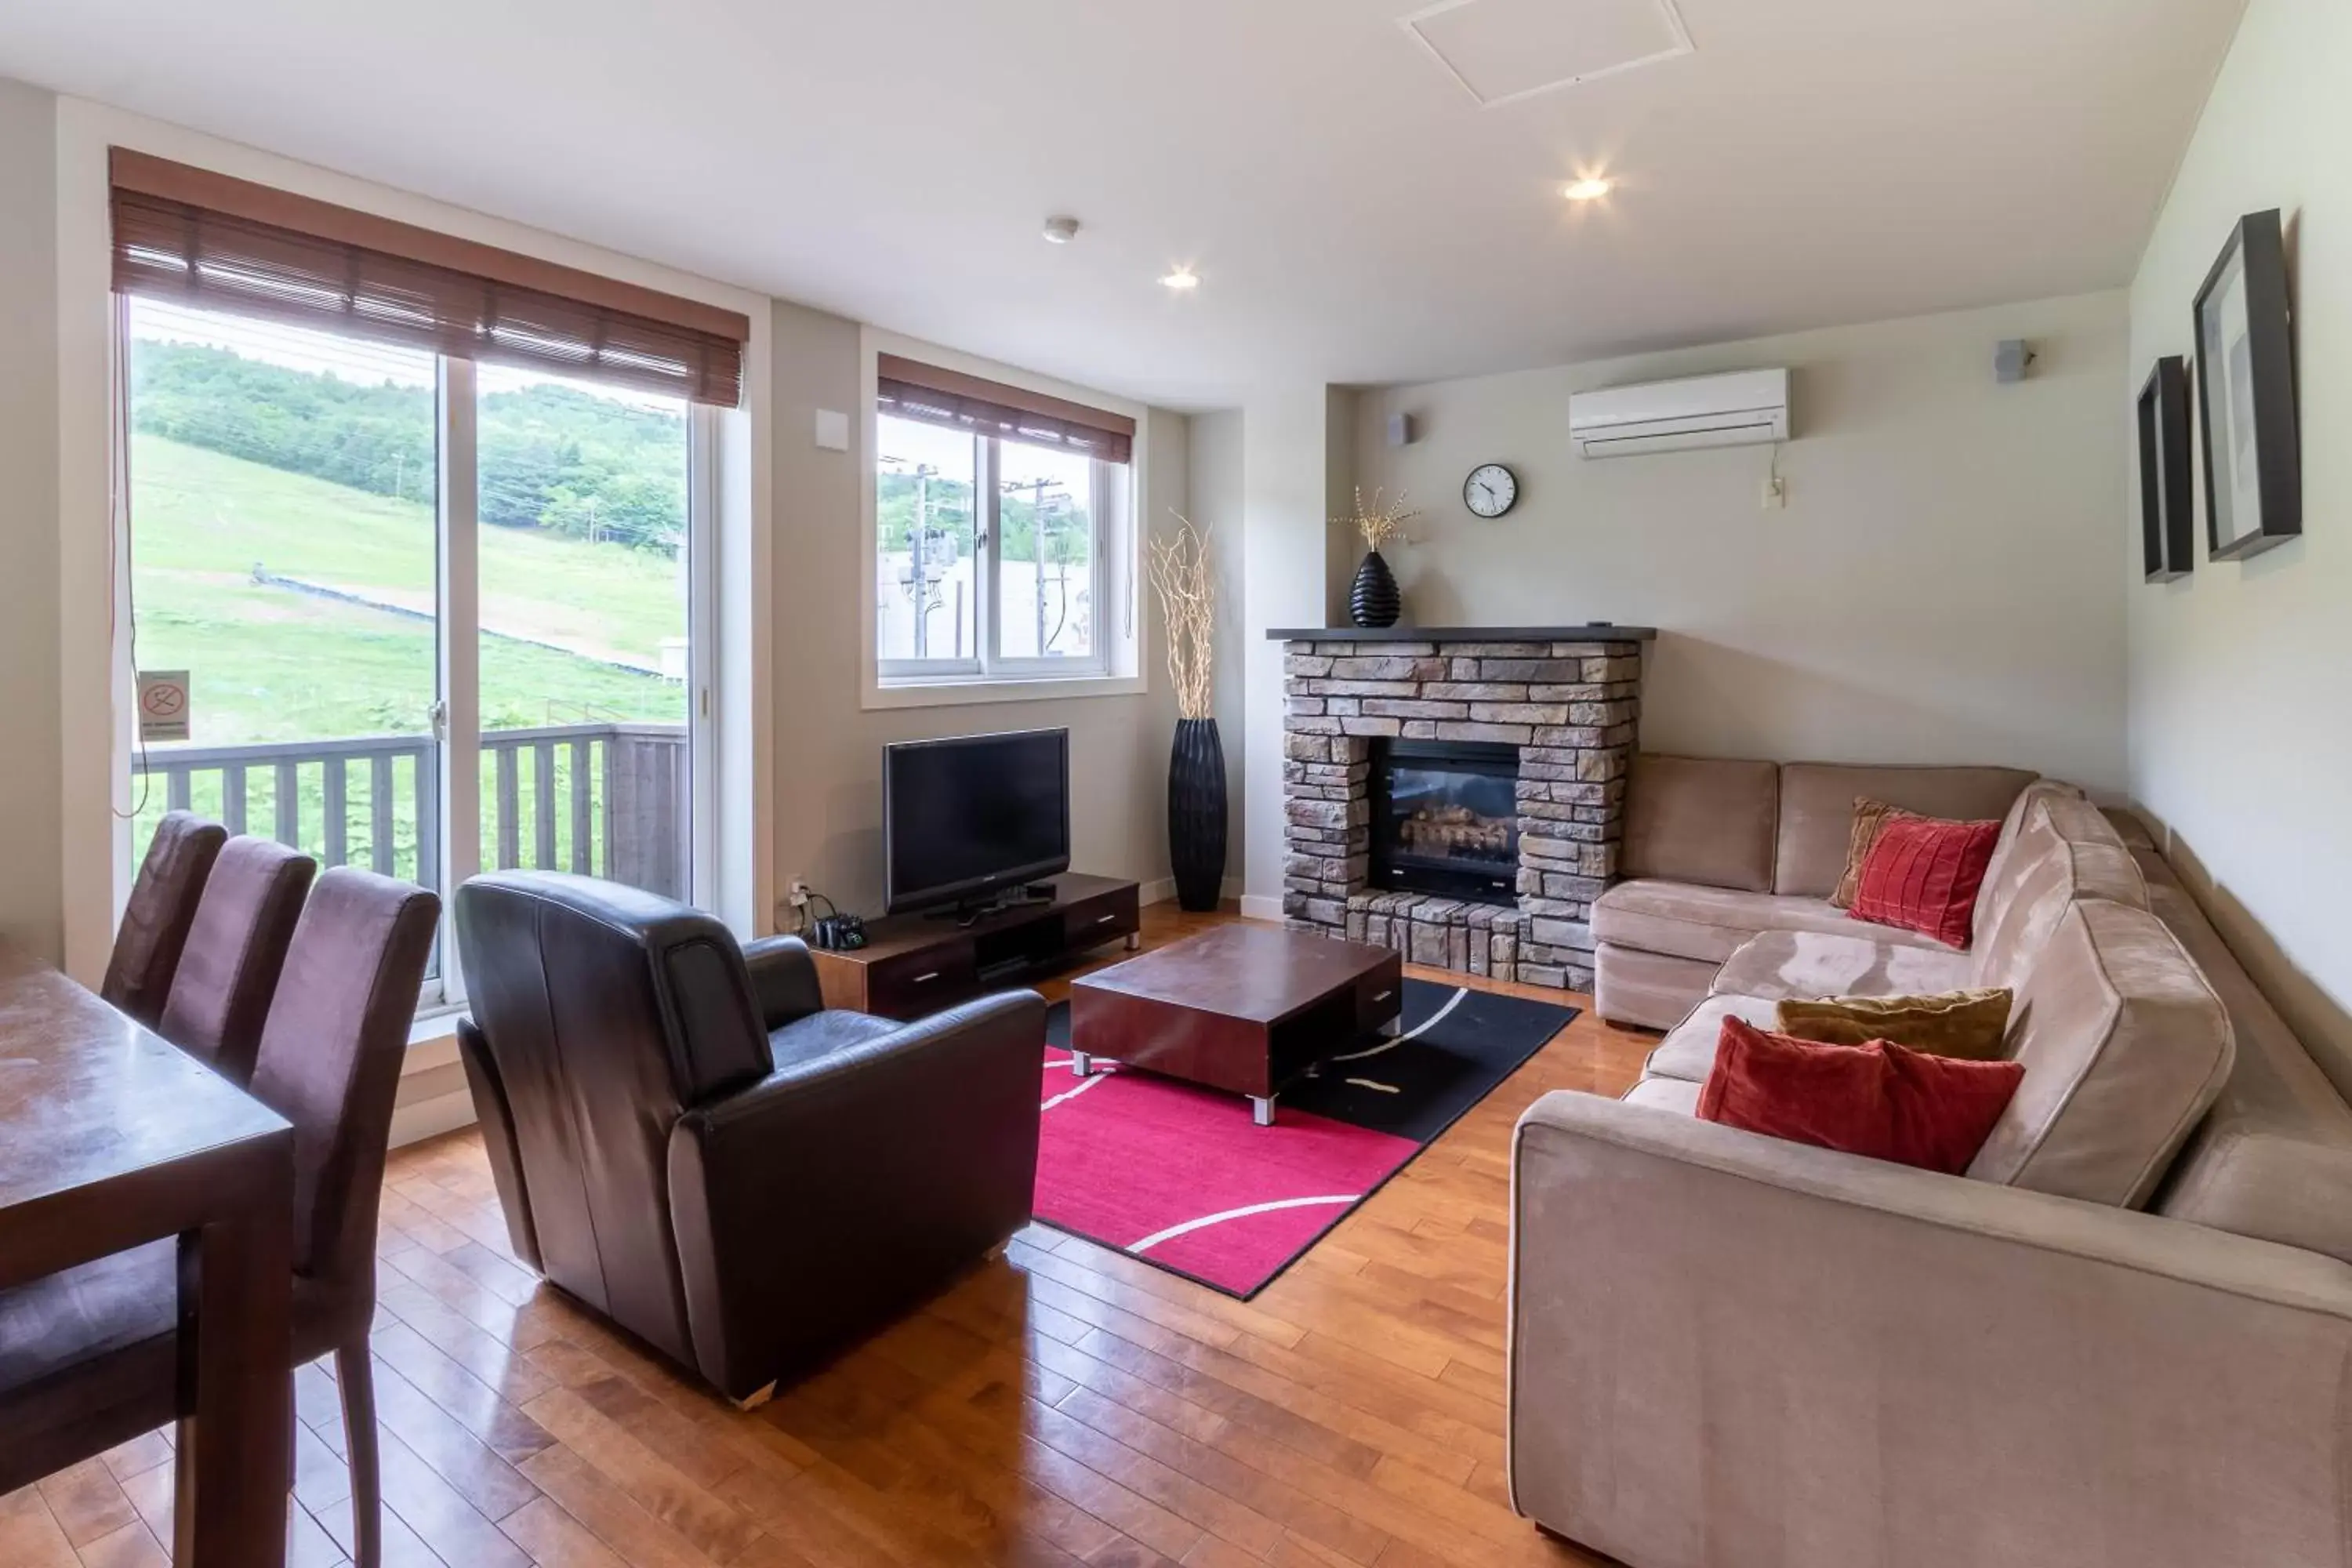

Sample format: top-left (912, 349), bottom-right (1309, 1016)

top-left (1148, 513), bottom-right (1217, 720)
top-left (1338, 486), bottom-right (1422, 553)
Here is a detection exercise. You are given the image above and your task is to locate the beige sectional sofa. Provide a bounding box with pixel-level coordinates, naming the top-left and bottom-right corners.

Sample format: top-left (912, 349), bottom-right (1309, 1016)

top-left (1511, 779), bottom-right (2352, 1567)
top-left (1594, 756), bottom-right (2041, 1029)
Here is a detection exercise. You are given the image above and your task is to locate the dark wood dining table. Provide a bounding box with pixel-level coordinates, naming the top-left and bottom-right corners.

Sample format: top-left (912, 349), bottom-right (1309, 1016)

top-left (0, 941), bottom-right (294, 1568)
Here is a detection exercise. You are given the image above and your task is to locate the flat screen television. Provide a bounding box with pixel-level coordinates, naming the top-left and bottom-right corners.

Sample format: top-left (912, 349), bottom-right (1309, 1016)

top-left (884, 728), bottom-right (1071, 913)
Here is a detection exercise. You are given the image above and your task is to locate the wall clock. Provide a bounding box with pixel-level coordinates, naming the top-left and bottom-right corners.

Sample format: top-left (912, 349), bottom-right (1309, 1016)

top-left (1464, 463), bottom-right (1518, 518)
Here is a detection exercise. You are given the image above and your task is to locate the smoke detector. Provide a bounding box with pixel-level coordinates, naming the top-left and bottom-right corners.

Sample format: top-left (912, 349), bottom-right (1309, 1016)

top-left (1042, 215), bottom-right (1081, 245)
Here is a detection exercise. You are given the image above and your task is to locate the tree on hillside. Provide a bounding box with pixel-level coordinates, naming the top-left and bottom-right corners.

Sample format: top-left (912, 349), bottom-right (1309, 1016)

top-left (130, 337), bottom-right (690, 554)
top-left (877, 470), bottom-right (977, 553)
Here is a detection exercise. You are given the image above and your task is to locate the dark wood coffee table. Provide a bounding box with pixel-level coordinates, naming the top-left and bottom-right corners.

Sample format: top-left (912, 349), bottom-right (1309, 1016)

top-left (1069, 925), bottom-right (1404, 1125)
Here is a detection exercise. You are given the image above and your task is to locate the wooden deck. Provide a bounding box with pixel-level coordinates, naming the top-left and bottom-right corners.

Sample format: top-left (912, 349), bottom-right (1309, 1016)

top-left (0, 904), bottom-right (1657, 1568)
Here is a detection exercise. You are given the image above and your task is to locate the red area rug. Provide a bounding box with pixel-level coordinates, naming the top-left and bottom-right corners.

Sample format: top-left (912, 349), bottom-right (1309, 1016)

top-left (1033, 979), bottom-right (1576, 1298)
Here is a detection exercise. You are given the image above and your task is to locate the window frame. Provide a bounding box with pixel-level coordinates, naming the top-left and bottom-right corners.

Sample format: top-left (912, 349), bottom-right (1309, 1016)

top-left (862, 333), bottom-right (1145, 710)
top-left (875, 426), bottom-right (1122, 686)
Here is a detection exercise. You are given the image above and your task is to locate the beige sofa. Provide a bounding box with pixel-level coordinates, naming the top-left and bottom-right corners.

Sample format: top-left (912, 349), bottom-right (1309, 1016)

top-left (1510, 789), bottom-right (2352, 1567)
top-left (1594, 756), bottom-right (2041, 1029)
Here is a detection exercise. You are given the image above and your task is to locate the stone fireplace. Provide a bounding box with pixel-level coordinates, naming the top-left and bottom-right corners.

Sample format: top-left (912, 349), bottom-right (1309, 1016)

top-left (1273, 625), bottom-right (1653, 991)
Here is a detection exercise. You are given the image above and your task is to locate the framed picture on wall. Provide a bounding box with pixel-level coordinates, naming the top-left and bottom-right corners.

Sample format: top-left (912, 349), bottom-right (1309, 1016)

top-left (2194, 209), bottom-right (2301, 560)
top-left (2138, 356), bottom-right (2194, 581)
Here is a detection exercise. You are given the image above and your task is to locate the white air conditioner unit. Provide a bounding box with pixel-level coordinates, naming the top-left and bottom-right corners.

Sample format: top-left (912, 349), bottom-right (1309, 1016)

top-left (1568, 368), bottom-right (1789, 458)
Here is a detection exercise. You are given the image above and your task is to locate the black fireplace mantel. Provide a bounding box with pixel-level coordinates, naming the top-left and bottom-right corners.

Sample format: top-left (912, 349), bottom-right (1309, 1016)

top-left (1267, 624), bottom-right (1657, 642)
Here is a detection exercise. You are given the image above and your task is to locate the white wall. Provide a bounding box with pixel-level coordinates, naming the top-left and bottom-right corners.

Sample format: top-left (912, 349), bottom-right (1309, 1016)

top-left (0, 77), bottom-right (62, 960)
top-left (1323, 387), bottom-right (1361, 615)
top-left (1185, 408), bottom-right (1249, 895)
top-left (1237, 388), bottom-right (1341, 913)
top-left (768, 299), bottom-right (1190, 917)
top-left (1352, 293), bottom-right (2132, 790)
top-left (2126, 0), bottom-right (2352, 1083)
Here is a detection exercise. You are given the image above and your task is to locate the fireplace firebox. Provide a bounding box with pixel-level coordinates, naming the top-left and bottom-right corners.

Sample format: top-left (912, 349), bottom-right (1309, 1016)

top-left (1370, 739), bottom-right (1520, 902)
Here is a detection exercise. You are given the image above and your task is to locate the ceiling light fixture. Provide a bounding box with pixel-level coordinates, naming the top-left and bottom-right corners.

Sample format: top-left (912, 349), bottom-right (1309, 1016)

top-left (1563, 177), bottom-right (1613, 202)
top-left (1042, 215), bottom-right (1080, 244)
top-left (1160, 267), bottom-right (1200, 292)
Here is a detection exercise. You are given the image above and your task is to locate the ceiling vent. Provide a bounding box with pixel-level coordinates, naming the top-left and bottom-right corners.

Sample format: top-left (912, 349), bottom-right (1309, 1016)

top-left (1399, 0), bottom-right (1693, 108)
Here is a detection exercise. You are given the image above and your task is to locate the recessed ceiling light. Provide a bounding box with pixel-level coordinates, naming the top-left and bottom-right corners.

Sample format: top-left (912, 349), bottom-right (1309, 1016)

top-left (1563, 177), bottom-right (1613, 202)
top-left (1160, 267), bottom-right (1200, 292)
top-left (1042, 215), bottom-right (1080, 245)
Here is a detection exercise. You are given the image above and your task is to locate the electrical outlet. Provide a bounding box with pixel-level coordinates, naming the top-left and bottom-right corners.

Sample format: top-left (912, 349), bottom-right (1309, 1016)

top-left (787, 877), bottom-right (811, 909)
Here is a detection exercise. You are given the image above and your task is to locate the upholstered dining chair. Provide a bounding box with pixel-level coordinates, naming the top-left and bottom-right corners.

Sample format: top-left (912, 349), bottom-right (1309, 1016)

top-left (0, 867), bottom-right (440, 1568)
top-left (99, 810), bottom-right (227, 1027)
top-left (158, 835), bottom-right (318, 1085)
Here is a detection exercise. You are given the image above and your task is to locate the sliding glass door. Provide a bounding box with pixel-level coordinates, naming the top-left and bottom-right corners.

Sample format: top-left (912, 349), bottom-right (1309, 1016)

top-left (124, 300), bottom-right (710, 1007)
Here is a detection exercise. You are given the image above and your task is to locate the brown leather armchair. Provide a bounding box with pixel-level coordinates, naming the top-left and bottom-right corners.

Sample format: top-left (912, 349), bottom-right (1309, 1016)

top-left (452, 870), bottom-right (1044, 1405)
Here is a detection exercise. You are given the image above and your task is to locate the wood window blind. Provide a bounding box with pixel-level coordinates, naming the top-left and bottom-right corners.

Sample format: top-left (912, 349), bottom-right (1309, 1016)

top-left (877, 354), bottom-right (1135, 464)
top-left (109, 150), bottom-right (750, 407)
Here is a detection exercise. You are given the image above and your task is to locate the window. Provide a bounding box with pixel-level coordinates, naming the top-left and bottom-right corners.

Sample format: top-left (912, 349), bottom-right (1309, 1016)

top-left (873, 355), bottom-right (1134, 687)
top-left (111, 154), bottom-right (745, 1008)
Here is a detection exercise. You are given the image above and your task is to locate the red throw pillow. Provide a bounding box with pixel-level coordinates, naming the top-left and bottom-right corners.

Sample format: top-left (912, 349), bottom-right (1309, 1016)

top-left (1850, 812), bottom-right (2002, 948)
top-left (1698, 1016), bottom-right (2024, 1175)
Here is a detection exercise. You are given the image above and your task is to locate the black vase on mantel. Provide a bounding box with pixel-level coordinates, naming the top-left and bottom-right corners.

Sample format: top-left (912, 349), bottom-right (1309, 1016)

top-left (1348, 550), bottom-right (1402, 628)
top-left (1167, 717), bottom-right (1228, 913)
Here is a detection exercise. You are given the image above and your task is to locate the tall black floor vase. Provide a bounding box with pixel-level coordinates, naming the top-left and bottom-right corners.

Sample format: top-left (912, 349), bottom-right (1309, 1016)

top-left (1168, 717), bottom-right (1229, 913)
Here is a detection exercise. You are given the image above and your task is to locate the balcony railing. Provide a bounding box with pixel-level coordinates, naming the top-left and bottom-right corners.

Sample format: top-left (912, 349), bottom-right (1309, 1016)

top-left (132, 721), bottom-right (690, 901)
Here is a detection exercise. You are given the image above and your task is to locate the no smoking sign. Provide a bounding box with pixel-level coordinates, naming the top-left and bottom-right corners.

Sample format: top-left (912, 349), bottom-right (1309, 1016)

top-left (137, 670), bottom-right (191, 743)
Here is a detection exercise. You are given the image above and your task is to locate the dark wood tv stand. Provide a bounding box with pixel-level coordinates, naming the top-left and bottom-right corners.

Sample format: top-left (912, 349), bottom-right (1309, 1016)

top-left (806, 873), bottom-right (1142, 1022)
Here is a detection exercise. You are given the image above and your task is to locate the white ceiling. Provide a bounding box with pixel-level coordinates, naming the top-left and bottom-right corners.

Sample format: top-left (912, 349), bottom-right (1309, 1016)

top-left (0, 0), bottom-right (2245, 408)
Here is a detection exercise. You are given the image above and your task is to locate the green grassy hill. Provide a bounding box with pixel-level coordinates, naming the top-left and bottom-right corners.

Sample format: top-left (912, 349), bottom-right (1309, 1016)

top-left (131, 434), bottom-right (688, 744)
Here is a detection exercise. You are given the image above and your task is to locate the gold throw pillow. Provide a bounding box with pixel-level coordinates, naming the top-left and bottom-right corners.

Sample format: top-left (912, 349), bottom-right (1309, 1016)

top-left (1830, 797), bottom-right (1913, 909)
top-left (1775, 989), bottom-right (2015, 1062)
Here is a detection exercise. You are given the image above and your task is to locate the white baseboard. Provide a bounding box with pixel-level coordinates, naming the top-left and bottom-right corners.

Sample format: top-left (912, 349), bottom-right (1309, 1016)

top-left (1239, 894), bottom-right (1287, 921)
top-left (390, 1087), bottom-right (479, 1149)
top-left (403, 1029), bottom-right (459, 1074)
top-left (1145, 875), bottom-right (1249, 909)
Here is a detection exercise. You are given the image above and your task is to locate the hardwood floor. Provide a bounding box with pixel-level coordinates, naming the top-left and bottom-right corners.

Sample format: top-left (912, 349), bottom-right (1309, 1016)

top-left (0, 905), bottom-right (1657, 1568)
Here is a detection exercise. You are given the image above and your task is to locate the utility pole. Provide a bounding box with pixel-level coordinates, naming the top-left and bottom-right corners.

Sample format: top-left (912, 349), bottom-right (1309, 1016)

top-left (1031, 476), bottom-right (1051, 656)
top-left (913, 464), bottom-right (934, 659)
